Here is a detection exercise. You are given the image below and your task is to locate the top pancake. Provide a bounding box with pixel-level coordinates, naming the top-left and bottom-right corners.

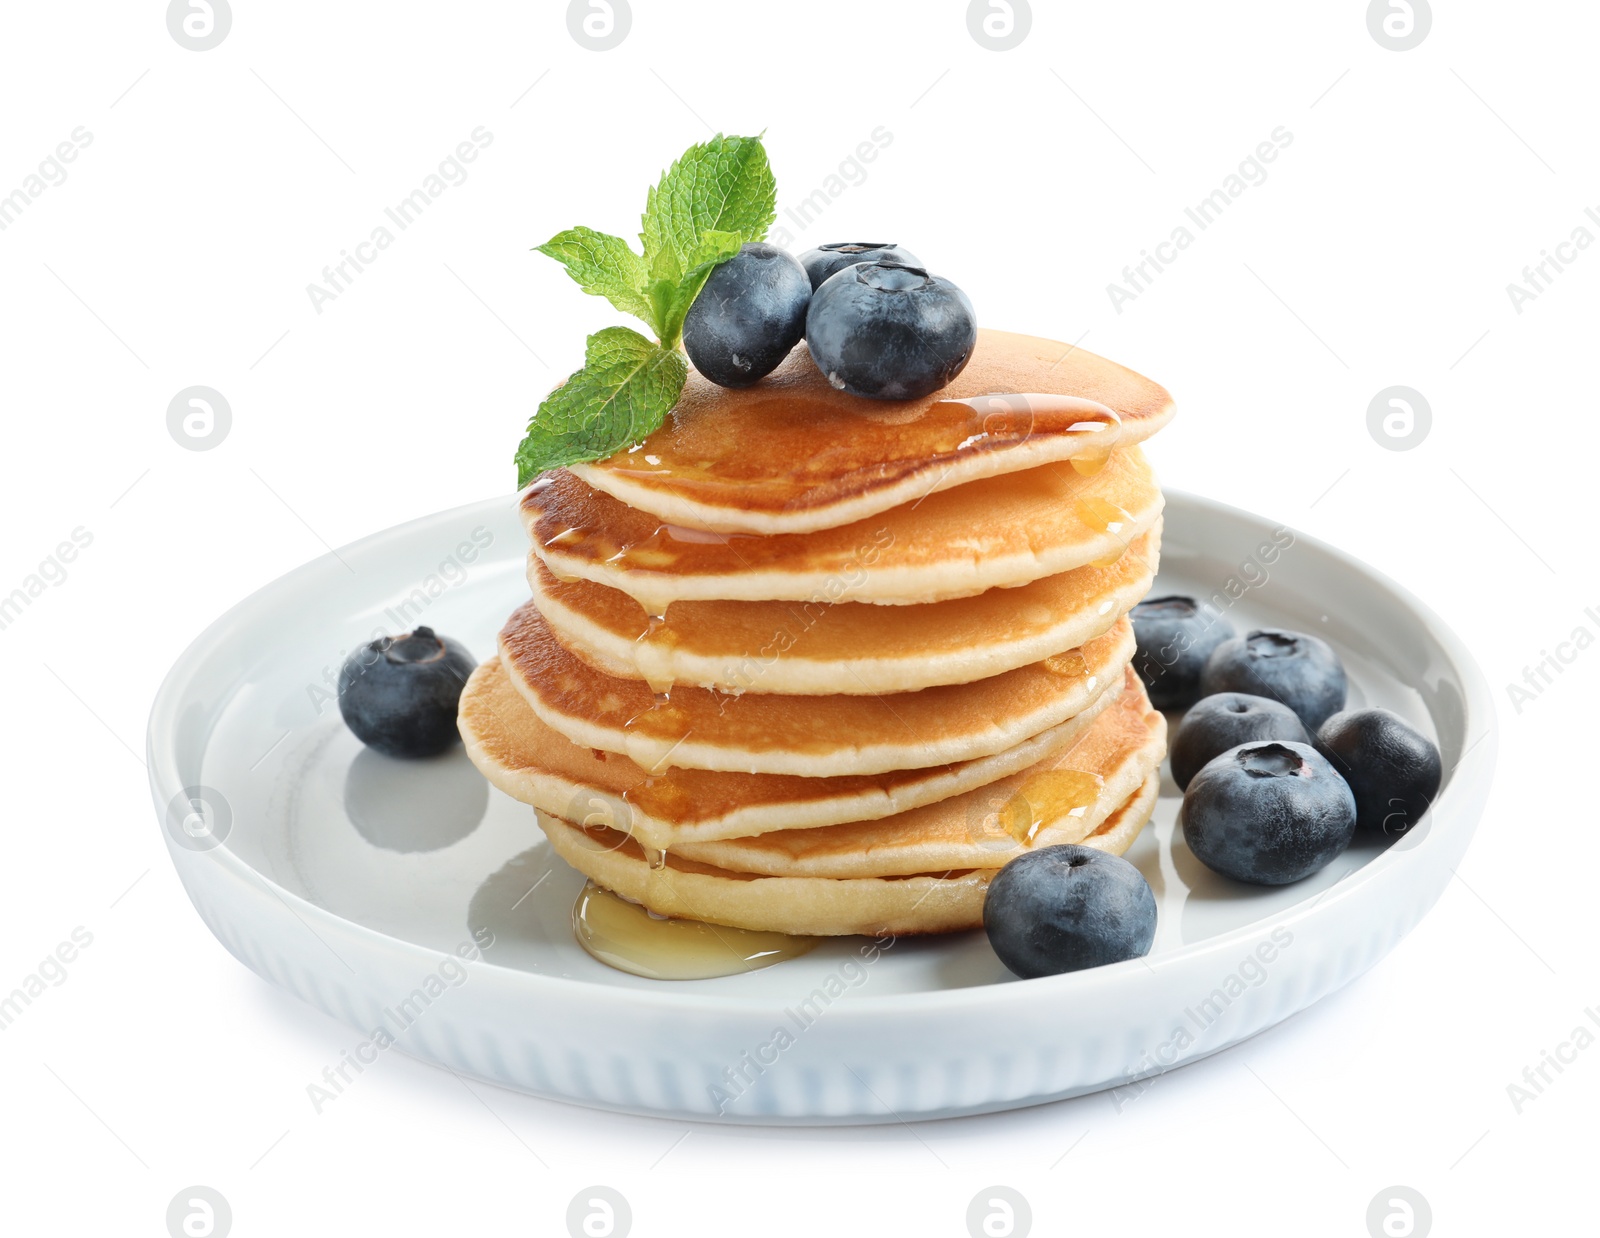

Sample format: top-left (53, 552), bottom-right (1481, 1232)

top-left (565, 328), bottom-right (1175, 536)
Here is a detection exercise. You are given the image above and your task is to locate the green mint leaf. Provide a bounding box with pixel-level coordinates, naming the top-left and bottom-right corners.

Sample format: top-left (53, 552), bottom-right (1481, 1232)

top-left (535, 226), bottom-right (655, 329)
top-left (642, 277), bottom-right (680, 344)
top-left (514, 327), bottom-right (687, 486)
top-left (640, 134), bottom-right (776, 277)
top-left (646, 239), bottom-right (684, 286)
top-left (656, 228), bottom-right (744, 349)
top-left (687, 229), bottom-right (747, 269)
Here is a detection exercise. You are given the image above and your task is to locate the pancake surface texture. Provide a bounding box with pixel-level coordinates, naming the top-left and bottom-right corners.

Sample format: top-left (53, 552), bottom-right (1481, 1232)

top-left (500, 598), bottom-right (1135, 776)
top-left (527, 525), bottom-right (1160, 695)
top-left (525, 445), bottom-right (1161, 613)
top-left (459, 655), bottom-right (1127, 846)
top-left (536, 774), bottom-right (1161, 936)
top-left (568, 328), bottom-right (1174, 535)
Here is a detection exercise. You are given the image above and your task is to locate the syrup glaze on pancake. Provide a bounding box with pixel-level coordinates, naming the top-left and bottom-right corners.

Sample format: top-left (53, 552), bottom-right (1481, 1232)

top-left (498, 598), bottom-right (1136, 776)
top-left (535, 773), bottom-right (1161, 936)
top-left (527, 526), bottom-right (1160, 695)
top-left (525, 446), bottom-right (1161, 613)
top-left (458, 656), bottom-right (1126, 846)
top-left (667, 677), bottom-right (1165, 877)
top-left (568, 329), bottom-right (1175, 535)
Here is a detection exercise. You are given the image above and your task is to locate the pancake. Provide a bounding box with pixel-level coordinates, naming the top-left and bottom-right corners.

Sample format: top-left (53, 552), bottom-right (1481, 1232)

top-left (536, 773), bottom-right (1161, 936)
top-left (668, 677), bottom-right (1166, 877)
top-left (499, 599), bottom-right (1136, 776)
top-left (567, 328), bottom-right (1175, 535)
top-left (527, 525), bottom-right (1160, 695)
top-left (459, 656), bottom-right (1129, 847)
top-left (525, 446), bottom-right (1161, 613)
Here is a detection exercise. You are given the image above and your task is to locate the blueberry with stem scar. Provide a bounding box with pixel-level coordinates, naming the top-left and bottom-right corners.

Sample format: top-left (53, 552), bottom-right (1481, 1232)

top-left (1170, 692), bottom-right (1309, 791)
top-left (338, 626), bottom-right (476, 759)
top-left (1200, 628), bottom-right (1348, 731)
top-left (805, 262), bottom-right (976, 401)
top-left (797, 242), bottom-right (922, 290)
top-left (1132, 594), bottom-right (1235, 712)
top-left (984, 845), bottom-right (1157, 978)
top-left (1182, 740), bottom-right (1356, 885)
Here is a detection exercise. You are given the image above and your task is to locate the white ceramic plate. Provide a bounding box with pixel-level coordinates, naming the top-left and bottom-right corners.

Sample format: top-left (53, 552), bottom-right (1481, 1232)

top-left (146, 491), bottom-right (1495, 1124)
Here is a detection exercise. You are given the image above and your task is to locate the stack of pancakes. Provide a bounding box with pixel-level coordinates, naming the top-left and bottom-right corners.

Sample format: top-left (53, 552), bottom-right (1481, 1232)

top-left (460, 329), bottom-right (1175, 936)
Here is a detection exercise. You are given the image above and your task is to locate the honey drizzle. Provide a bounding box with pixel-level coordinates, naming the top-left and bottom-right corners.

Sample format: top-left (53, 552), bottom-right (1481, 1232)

top-left (620, 693), bottom-right (693, 773)
top-left (579, 392), bottom-right (1125, 506)
top-left (572, 880), bottom-right (818, 980)
top-left (1001, 769), bottom-right (1106, 844)
top-left (1043, 648), bottom-right (1099, 697)
top-left (633, 612), bottom-right (680, 694)
top-left (1074, 496), bottom-right (1134, 568)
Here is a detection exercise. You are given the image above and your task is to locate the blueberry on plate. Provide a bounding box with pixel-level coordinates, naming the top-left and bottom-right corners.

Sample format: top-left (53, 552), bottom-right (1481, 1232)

top-left (337, 626), bottom-right (476, 759)
top-left (683, 242), bottom-right (811, 388)
top-left (1315, 708), bottom-right (1441, 838)
top-left (805, 262), bottom-right (977, 400)
top-left (1131, 595), bottom-right (1236, 711)
top-left (1169, 692), bottom-right (1309, 791)
top-left (983, 844), bottom-right (1157, 978)
top-left (1182, 741), bottom-right (1356, 885)
top-left (1199, 627), bottom-right (1348, 731)
top-left (797, 241), bottom-right (922, 291)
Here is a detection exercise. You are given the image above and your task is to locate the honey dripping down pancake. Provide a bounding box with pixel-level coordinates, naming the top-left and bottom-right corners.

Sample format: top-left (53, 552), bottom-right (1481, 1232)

top-left (536, 774), bottom-right (1163, 938)
top-left (527, 524), bottom-right (1160, 696)
top-left (459, 656), bottom-right (1129, 847)
top-left (498, 598), bottom-right (1137, 777)
top-left (524, 444), bottom-right (1162, 613)
top-left (661, 676), bottom-right (1166, 878)
top-left (568, 329), bottom-right (1175, 536)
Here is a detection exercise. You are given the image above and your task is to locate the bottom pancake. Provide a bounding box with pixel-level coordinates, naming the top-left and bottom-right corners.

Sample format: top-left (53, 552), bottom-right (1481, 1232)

top-left (535, 773), bottom-right (1160, 937)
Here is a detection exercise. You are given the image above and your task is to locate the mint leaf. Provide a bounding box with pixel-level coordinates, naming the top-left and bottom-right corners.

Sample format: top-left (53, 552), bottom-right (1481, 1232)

top-left (655, 228), bottom-right (744, 349)
top-left (514, 327), bottom-right (687, 486)
top-left (640, 277), bottom-right (679, 352)
top-left (640, 134), bottom-right (776, 278)
top-left (535, 226), bottom-right (654, 328)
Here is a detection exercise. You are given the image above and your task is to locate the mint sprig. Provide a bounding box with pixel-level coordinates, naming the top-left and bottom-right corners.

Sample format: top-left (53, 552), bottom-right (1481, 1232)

top-left (517, 134), bottom-right (776, 486)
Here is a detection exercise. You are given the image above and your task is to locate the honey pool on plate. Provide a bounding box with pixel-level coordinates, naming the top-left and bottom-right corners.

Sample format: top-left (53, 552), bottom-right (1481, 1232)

top-left (572, 880), bottom-right (819, 980)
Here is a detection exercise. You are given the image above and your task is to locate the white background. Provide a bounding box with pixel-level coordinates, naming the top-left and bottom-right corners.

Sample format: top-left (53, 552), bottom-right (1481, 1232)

top-left (2, 1), bottom-right (1596, 1234)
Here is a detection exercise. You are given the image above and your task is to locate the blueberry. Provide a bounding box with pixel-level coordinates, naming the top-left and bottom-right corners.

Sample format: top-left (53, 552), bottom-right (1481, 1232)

top-left (1131, 595), bottom-right (1236, 711)
top-left (1170, 692), bottom-right (1309, 791)
top-left (1182, 741), bottom-right (1356, 885)
top-left (1315, 708), bottom-right (1441, 838)
top-left (682, 242), bottom-right (811, 389)
top-left (337, 626), bottom-right (476, 759)
top-left (983, 845), bottom-right (1157, 978)
top-left (1199, 628), bottom-right (1348, 731)
top-left (797, 241), bottom-right (922, 291)
top-left (805, 263), bottom-right (976, 401)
